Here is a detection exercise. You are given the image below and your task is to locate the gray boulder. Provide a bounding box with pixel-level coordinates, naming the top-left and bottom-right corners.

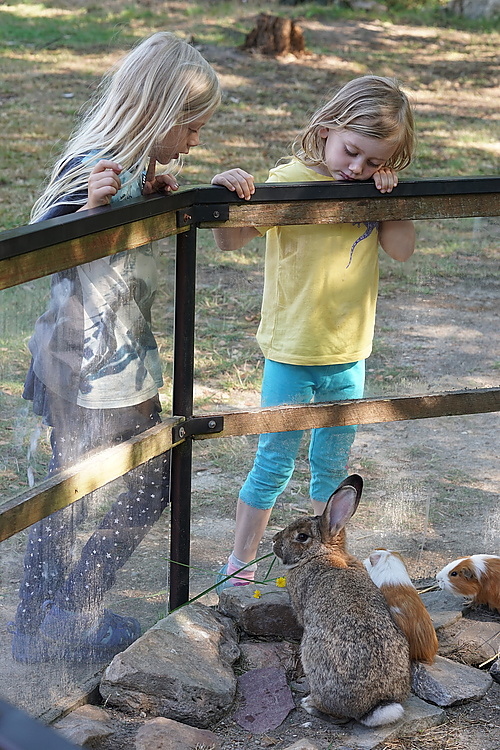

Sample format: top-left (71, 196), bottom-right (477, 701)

top-left (412, 655), bottom-right (493, 706)
top-left (100, 603), bottom-right (240, 728)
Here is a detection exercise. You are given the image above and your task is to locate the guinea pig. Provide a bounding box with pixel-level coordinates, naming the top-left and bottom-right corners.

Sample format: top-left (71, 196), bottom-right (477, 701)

top-left (436, 555), bottom-right (500, 613)
top-left (364, 549), bottom-right (438, 665)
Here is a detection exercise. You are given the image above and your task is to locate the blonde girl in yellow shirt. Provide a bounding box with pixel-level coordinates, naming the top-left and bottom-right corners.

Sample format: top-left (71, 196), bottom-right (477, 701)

top-left (211, 76), bottom-right (416, 591)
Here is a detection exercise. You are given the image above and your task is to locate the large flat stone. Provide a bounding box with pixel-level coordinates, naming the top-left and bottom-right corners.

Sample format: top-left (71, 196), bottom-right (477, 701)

top-left (53, 705), bottom-right (114, 746)
top-left (336, 694), bottom-right (445, 750)
top-left (412, 655), bottom-right (493, 706)
top-left (440, 617), bottom-right (500, 665)
top-left (135, 717), bottom-right (221, 750)
top-left (420, 590), bottom-right (464, 630)
top-left (232, 667), bottom-right (295, 733)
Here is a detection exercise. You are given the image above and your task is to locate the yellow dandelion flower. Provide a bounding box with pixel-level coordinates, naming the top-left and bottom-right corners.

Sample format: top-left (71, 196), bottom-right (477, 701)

top-left (276, 577), bottom-right (287, 588)
top-left (253, 590), bottom-right (261, 599)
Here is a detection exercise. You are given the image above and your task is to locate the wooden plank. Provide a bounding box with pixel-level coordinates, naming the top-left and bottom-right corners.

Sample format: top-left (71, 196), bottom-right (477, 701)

top-left (2, 191), bottom-right (499, 290)
top-left (1, 388), bottom-right (498, 540)
top-left (0, 418), bottom-right (180, 542)
top-left (2, 177), bottom-right (498, 264)
top-left (4, 188), bottom-right (490, 291)
top-left (0, 212), bottom-right (184, 291)
top-left (200, 193), bottom-right (500, 227)
top-left (194, 388), bottom-right (500, 439)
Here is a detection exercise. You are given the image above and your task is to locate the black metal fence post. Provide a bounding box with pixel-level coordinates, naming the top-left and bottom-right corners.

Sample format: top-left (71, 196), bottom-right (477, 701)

top-left (169, 225), bottom-right (197, 611)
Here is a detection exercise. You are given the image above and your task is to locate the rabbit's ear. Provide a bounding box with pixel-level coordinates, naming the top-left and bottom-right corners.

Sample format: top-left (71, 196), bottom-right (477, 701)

top-left (321, 475), bottom-right (362, 537)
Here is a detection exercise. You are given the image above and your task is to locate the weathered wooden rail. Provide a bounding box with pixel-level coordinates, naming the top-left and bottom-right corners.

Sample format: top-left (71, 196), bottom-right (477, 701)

top-left (1, 176), bottom-right (499, 608)
top-left (1, 177), bottom-right (498, 290)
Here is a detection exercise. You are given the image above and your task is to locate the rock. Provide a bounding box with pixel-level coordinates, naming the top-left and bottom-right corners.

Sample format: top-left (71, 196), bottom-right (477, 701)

top-left (490, 659), bottom-right (500, 683)
top-left (290, 676), bottom-right (309, 694)
top-left (438, 617), bottom-right (500, 665)
top-left (232, 667), bottom-right (295, 732)
top-left (100, 603), bottom-right (239, 728)
top-left (420, 589), bottom-right (463, 630)
top-left (218, 583), bottom-right (302, 639)
top-left (282, 741), bottom-right (320, 750)
top-left (239, 640), bottom-right (301, 679)
top-left (53, 705), bottom-right (114, 746)
top-left (412, 655), bottom-right (493, 706)
top-left (135, 717), bottom-right (221, 750)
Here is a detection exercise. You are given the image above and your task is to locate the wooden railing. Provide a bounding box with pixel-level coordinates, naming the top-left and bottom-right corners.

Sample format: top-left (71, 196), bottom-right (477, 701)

top-left (1, 176), bottom-right (499, 609)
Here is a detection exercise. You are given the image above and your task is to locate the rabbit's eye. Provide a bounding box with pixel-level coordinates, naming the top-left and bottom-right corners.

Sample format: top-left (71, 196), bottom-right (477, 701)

top-left (450, 571), bottom-right (458, 577)
top-left (296, 533), bottom-right (309, 543)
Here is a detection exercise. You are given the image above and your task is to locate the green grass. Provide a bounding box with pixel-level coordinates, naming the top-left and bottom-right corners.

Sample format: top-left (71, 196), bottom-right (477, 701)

top-left (1, 0), bottom-right (498, 230)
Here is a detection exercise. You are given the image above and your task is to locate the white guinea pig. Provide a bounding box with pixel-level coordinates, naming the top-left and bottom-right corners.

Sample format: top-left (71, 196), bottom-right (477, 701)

top-left (436, 555), bottom-right (500, 614)
top-left (364, 549), bottom-right (438, 665)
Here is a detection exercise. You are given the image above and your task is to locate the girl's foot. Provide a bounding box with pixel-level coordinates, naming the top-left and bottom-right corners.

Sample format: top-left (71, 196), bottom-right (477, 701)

top-left (215, 554), bottom-right (257, 595)
top-left (9, 604), bottom-right (141, 663)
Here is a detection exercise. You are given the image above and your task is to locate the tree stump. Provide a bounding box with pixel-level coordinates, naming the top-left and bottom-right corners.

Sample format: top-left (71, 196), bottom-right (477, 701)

top-left (241, 14), bottom-right (307, 57)
top-left (446, 0), bottom-right (500, 17)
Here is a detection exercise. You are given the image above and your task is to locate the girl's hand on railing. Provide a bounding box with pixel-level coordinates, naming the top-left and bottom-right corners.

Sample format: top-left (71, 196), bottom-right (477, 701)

top-left (143, 173), bottom-right (179, 195)
top-left (212, 168), bottom-right (255, 201)
top-left (81, 160), bottom-right (123, 210)
top-left (143, 157), bottom-right (179, 195)
top-left (372, 166), bottom-right (399, 194)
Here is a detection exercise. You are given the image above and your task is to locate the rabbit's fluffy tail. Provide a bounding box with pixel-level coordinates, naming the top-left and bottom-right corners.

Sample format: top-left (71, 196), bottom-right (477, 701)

top-left (359, 701), bottom-right (404, 727)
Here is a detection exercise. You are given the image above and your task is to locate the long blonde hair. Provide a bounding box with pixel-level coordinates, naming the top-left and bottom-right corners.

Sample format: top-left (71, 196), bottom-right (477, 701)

top-left (293, 75), bottom-right (415, 172)
top-left (31, 32), bottom-right (221, 222)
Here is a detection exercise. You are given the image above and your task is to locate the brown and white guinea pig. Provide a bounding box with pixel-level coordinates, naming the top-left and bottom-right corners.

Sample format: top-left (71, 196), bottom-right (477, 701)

top-left (364, 549), bottom-right (438, 665)
top-left (436, 555), bottom-right (500, 614)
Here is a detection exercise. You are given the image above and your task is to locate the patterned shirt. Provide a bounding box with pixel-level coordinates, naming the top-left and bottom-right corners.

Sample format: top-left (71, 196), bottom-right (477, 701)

top-left (26, 158), bottom-right (163, 411)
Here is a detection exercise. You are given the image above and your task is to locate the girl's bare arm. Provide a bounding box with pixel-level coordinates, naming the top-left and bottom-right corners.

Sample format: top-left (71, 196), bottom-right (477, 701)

top-left (378, 219), bottom-right (416, 261)
top-left (211, 168), bottom-right (259, 251)
top-left (372, 167), bottom-right (415, 261)
top-left (213, 225), bottom-right (261, 251)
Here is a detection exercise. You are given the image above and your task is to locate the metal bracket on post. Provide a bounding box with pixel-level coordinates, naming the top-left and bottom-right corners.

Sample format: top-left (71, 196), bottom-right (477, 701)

top-left (172, 415), bottom-right (224, 443)
top-left (176, 204), bottom-right (229, 228)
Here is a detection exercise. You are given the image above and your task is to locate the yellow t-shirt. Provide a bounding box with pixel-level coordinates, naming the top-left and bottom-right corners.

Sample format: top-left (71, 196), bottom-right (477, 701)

top-left (255, 158), bottom-right (380, 365)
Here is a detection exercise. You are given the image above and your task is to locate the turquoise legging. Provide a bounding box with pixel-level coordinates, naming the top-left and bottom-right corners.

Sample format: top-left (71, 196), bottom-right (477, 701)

top-left (240, 359), bottom-right (365, 509)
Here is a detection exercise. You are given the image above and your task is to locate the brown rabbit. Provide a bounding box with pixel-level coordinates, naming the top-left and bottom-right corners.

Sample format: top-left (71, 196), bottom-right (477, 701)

top-left (272, 475), bottom-right (410, 727)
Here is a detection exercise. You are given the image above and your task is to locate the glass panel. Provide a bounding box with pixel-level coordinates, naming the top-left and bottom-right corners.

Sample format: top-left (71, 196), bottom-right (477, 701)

top-left (189, 407), bottom-right (499, 599)
top-left (1, 211), bottom-right (498, 722)
top-left (0, 277), bottom-right (51, 500)
top-left (0, 237), bottom-right (175, 716)
top-left (190, 216), bottom-right (499, 602)
top-left (369, 216), bottom-right (499, 397)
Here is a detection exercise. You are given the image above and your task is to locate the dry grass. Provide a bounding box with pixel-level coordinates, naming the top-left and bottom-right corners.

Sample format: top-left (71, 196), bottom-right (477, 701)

top-left (382, 722), bottom-right (462, 750)
top-left (0, 0), bottom-right (499, 231)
